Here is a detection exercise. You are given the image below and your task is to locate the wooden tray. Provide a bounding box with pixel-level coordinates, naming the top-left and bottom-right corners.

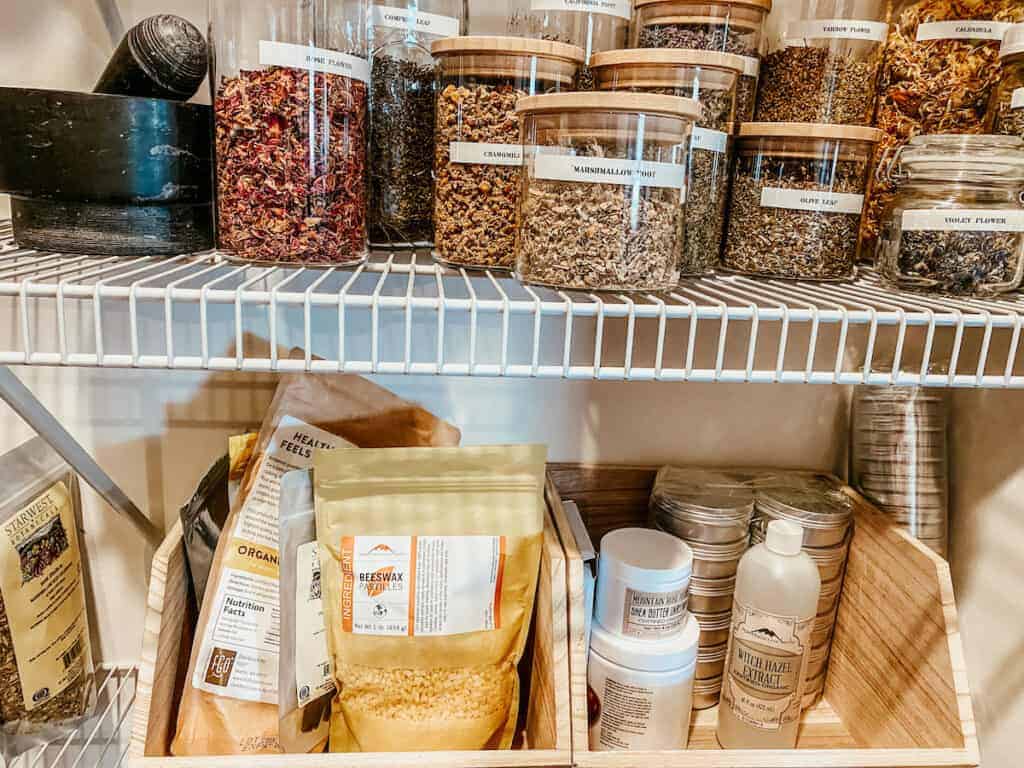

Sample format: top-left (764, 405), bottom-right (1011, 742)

top-left (129, 502), bottom-right (573, 767)
top-left (546, 464), bottom-right (980, 768)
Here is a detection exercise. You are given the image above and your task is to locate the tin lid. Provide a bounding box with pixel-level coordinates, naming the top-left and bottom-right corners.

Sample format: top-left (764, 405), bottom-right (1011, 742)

top-left (739, 122), bottom-right (882, 142)
top-left (431, 35), bottom-right (586, 63)
top-left (698, 642), bottom-right (728, 661)
top-left (687, 537), bottom-right (749, 560)
top-left (805, 540), bottom-right (850, 564)
top-left (694, 674), bottom-right (724, 691)
top-left (591, 48), bottom-right (746, 74)
top-left (590, 612), bottom-right (700, 673)
top-left (757, 480), bottom-right (854, 531)
top-left (516, 91), bottom-right (703, 120)
top-left (819, 576), bottom-right (843, 597)
top-left (690, 574), bottom-right (737, 595)
top-left (652, 491), bottom-right (755, 528)
top-left (635, 0), bottom-right (773, 13)
top-left (1000, 22), bottom-right (1024, 59)
top-left (692, 609), bottom-right (733, 629)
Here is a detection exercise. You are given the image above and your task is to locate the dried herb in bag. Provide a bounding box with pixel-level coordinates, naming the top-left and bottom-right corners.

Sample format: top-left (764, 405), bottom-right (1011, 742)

top-left (172, 375), bottom-right (460, 756)
top-left (315, 445), bottom-right (547, 752)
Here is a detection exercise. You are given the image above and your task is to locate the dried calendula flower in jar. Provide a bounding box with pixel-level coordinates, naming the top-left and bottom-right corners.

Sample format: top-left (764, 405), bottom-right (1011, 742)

top-left (431, 37), bottom-right (584, 269)
top-left (864, 0), bottom-right (1024, 248)
top-left (515, 93), bottom-right (699, 292)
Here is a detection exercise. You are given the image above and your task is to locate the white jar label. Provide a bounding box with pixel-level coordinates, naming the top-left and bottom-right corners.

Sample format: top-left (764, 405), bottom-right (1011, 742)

top-left (786, 19), bottom-right (889, 42)
top-left (531, 0), bottom-right (633, 19)
top-left (622, 587), bottom-right (689, 639)
top-left (258, 41), bottom-right (370, 84)
top-left (1012, 87), bottom-right (1024, 110)
top-left (740, 55), bottom-right (760, 77)
top-left (449, 142), bottom-right (523, 166)
top-left (295, 541), bottom-right (334, 708)
top-left (371, 5), bottom-right (461, 38)
top-left (534, 154), bottom-right (687, 192)
top-left (340, 535), bottom-right (505, 636)
top-left (691, 127), bottom-right (729, 154)
top-left (760, 187), bottom-right (865, 214)
top-left (722, 602), bottom-right (813, 731)
top-left (589, 673), bottom-right (691, 750)
top-left (915, 20), bottom-right (1011, 41)
top-left (902, 209), bottom-right (1024, 232)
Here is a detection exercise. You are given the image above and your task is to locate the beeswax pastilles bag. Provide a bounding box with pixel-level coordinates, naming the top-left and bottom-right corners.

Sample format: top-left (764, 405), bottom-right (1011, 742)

top-left (315, 444), bottom-right (547, 753)
top-left (172, 375), bottom-right (460, 756)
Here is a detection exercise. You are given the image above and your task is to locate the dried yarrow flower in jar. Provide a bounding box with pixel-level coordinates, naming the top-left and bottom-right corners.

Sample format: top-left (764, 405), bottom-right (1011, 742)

top-left (432, 37), bottom-right (584, 269)
top-left (591, 49), bottom-right (743, 275)
top-left (633, 0), bottom-right (771, 123)
top-left (755, 0), bottom-right (888, 125)
top-left (990, 23), bottom-right (1024, 139)
top-left (515, 92), bottom-right (700, 291)
top-left (368, 1), bottom-right (465, 244)
top-left (878, 134), bottom-right (1024, 296)
top-left (864, 0), bottom-right (1024, 251)
top-left (722, 123), bottom-right (881, 280)
top-left (210, 0), bottom-right (369, 265)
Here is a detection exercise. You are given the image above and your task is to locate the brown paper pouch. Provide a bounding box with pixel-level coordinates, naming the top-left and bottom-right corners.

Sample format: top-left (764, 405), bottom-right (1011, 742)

top-left (315, 445), bottom-right (547, 753)
top-left (171, 375), bottom-right (460, 756)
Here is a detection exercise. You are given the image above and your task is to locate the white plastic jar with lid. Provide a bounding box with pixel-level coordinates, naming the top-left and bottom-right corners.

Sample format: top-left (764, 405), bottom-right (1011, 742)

top-left (588, 612), bottom-right (700, 751)
top-left (594, 528), bottom-right (693, 639)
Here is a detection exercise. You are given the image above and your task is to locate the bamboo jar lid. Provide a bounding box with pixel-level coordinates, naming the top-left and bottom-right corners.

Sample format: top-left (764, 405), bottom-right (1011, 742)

top-left (635, 0), bottom-right (773, 12)
top-left (516, 91), bottom-right (703, 120)
top-left (591, 48), bottom-right (746, 73)
top-left (739, 122), bottom-right (883, 142)
top-left (591, 49), bottom-right (743, 93)
top-left (431, 35), bottom-right (586, 64)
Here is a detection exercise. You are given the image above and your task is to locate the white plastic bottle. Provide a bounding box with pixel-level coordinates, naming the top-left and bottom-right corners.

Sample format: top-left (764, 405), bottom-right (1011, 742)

top-left (717, 520), bottom-right (821, 749)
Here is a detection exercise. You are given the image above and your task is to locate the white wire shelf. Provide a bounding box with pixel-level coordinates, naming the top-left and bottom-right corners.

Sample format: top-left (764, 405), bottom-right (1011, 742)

top-left (7, 666), bottom-right (136, 768)
top-left (3, 220), bottom-right (1024, 387)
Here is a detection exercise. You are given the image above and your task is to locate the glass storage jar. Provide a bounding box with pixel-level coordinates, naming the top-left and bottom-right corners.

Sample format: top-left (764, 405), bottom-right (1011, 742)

top-left (209, 0), bottom-right (369, 265)
top-left (591, 49), bottom-right (743, 274)
top-left (756, 0), bottom-right (888, 125)
top-left (368, 0), bottom-right (466, 244)
top-left (877, 134), bottom-right (1024, 296)
top-left (432, 37), bottom-right (584, 269)
top-left (864, 0), bottom-right (1024, 252)
top-left (722, 123), bottom-right (880, 280)
top-left (632, 0), bottom-right (771, 122)
top-left (990, 23), bottom-right (1024, 139)
top-left (515, 92), bottom-right (700, 291)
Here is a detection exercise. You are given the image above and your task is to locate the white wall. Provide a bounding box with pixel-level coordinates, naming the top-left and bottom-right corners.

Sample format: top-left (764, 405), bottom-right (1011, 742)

top-left (1, 2), bottom-right (1022, 765)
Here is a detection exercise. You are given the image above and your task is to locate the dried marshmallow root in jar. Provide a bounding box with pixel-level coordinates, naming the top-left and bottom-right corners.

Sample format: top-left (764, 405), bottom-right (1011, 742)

top-left (990, 23), bottom-right (1024, 139)
top-left (315, 445), bottom-right (547, 753)
top-left (590, 49), bottom-right (743, 275)
top-left (756, 0), bottom-right (888, 125)
top-left (722, 122), bottom-right (881, 280)
top-left (878, 134), bottom-right (1024, 296)
top-left (514, 92), bottom-right (699, 291)
top-left (431, 37), bottom-right (584, 269)
top-left (632, 0), bottom-right (772, 122)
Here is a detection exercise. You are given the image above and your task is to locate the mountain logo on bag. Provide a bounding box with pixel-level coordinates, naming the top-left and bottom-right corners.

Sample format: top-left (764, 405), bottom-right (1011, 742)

top-left (369, 544), bottom-right (395, 554)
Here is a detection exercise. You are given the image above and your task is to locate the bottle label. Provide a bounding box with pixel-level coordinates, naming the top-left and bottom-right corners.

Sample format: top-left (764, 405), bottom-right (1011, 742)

top-left (691, 127), bottom-right (729, 154)
top-left (915, 20), bottom-right (1011, 41)
top-left (740, 55), bottom-right (760, 77)
top-left (295, 541), bottom-right (334, 708)
top-left (902, 209), bottom-right (1024, 232)
top-left (371, 5), bottom-right (461, 38)
top-left (531, 0), bottom-right (633, 20)
top-left (760, 188), bottom-right (865, 214)
top-left (722, 601), bottom-right (813, 732)
top-left (449, 142), bottom-right (523, 167)
top-left (622, 586), bottom-right (689, 638)
top-left (534, 154), bottom-right (688, 192)
top-left (340, 535), bottom-right (506, 636)
top-left (786, 19), bottom-right (889, 42)
top-left (1011, 87), bottom-right (1024, 110)
top-left (258, 41), bottom-right (370, 84)
top-left (588, 675), bottom-right (689, 750)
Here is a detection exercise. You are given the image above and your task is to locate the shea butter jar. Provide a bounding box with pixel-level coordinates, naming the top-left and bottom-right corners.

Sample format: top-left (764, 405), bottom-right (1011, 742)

top-left (594, 528), bottom-right (693, 640)
top-left (588, 613), bottom-right (700, 751)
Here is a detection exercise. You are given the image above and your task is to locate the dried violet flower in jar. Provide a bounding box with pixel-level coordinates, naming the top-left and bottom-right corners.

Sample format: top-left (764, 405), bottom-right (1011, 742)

top-left (722, 123), bottom-right (881, 280)
top-left (514, 92), bottom-right (699, 292)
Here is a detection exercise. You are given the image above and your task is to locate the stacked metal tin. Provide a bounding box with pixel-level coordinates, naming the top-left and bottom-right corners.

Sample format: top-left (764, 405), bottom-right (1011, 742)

top-left (650, 468), bottom-right (755, 709)
top-left (750, 476), bottom-right (854, 709)
top-left (851, 387), bottom-right (949, 557)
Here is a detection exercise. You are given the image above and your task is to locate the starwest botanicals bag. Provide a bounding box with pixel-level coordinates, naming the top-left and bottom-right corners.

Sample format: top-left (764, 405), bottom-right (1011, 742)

top-left (315, 444), bottom-right (547, 752)
top-left (0, 437), bottom-right (95, 734)
top-left (172, 375), bottom-right (461, 756)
